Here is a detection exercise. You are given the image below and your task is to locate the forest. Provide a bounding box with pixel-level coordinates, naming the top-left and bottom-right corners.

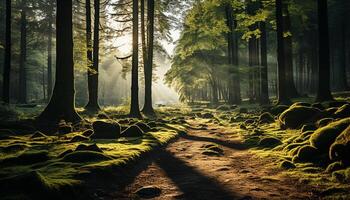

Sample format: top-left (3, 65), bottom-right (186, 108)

top-left (0, 0), bottom-right (350, 199)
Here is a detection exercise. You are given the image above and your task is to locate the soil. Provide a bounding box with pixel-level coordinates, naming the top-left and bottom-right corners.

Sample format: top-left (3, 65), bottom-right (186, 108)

top-left (85, 120), bottom-right (317, 200)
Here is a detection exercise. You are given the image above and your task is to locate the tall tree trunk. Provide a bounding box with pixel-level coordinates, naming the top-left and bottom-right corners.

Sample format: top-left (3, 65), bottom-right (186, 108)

top-left (276, 0), bottom-right (290, 104)
top-left (260, 21), bottom-right (269, 105)
top-left (338, 19), bottom-right (349, 91)
top-left (129, 0), bottom-right (142, 118)
top-left (283, 4), bottom-right (299, 98)
top-left (3, 0), bottom-right (11, 104)
top-left (142, 0), bottom-right (155, 115)
top-left (19, 2), bottom-right (27, 104)
top-left (86, 0), bottom-right (100, 111)
top-left (38, 0), bottom-right (81, 123)
top-left (47, 4), bottom-right (53, 101)
top-left (316, 0), bottom-right (333, 102)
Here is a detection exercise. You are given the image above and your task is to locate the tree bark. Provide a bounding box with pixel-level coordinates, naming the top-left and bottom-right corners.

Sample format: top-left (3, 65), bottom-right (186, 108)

top-left (260, 21), bottom-right (269, 105)
top-left (19, 2), bottom-right (27, 104)
top-left (338, 19), bottom-right (349, 91)
top-left (47, 4), bottom-right (53, 101)
top-left (3, 0), bottom-right (11, 104)
top-left (129, 0), bottom-right (142, 118)
top-left (315, 0), bottom-right (333, 102)
top-left (85, 0), bottom-right (101, 111)
top-left (142, 0), bottom-right (155, 115)
top-left (38, 0), bottom-right (81, 123)
top-left (276, 0), bottom-right (290, 104)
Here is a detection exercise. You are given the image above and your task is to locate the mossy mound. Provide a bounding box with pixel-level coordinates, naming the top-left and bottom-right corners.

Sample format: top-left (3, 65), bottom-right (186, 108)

top-left (293, 145), bottom-right (319, 163)
top-left (121, 125), bottom-right (144, 137)
top-left (258, 137), bottom-right (282, 148)
top-left (316, 118), bottom-right (334, 128)
top-left (269, 105), bottom-right (289, 116)
top-left (70, 135), bottom-right (90, 142)
top-left (30, 131), bottom-right (48, 139)
top-left (202, 113), bottom-right (214, 119)
top-left (82, 129), bottom-right (94, 137)
top-left (326, 162), bottom-right (345, 173)
top-left (75, 143), bottom-right (102, 152)
top-left (258, 112), bottom-right (275, 124)
top-left (280, 160), bottom-right (296, 169)
top-left (1, 150), bottom-right (49, 166)
top-left (329, 125), bottom-right (350, 164)
top-left (61, 151), bottom-right (111, 163)
top-left (91, 120), bottom-right (121, 139)
top-left (334, 104), bottom-right (350, 118)
top-left (300, 124), bottom-right (317, 133)
top-left (216, 105), bottom-right (231, 111)
top-left (135, 122), bottom-right (151, 132)
top-left (332, 168), bottom-right (350, 183)
top-left (58, 124), bottom-right (73, 134)
top-left (310, 118), bottom-right (350, 152)
top-left (279, 105), bottom-right (322, 129)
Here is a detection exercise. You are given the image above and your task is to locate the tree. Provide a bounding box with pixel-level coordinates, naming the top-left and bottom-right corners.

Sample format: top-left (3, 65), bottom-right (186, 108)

top-left (38, 0), bottom-right (81, 123)
top-left (46, 1), bottom-right (54, 101)
top-left (18, 0), bottom-right (28, 104)
top-left (315, 0), bottom-right (333, 102)
top-left (142, 0), bottom-right (155, 115)
top-left (2, 0), bottom-right (11, 104)
top-left (276, 0), bottom-right (290, 104)
top-left (259, 20), bottom-right (269, 105)
top-left (129, 0), bottom-right (142, 118)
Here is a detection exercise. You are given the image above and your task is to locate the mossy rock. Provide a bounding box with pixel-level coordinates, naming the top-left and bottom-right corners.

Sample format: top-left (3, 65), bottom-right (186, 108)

top-left (147, 121), bottom-right (157, 128)
top-left (1, 150), bottom-right (49, 166)
top-left (216, 105), bottom-right (231, 111)
top-left (269, 105), bottom-right (289, 116)
top-left (279, 105), bottom-right (322, 129)
top-left (258, 137), bottom-right (282, 148)
top-left (239, 108), bottom-right (248, 113)
top-left (135, 122), bottom-right (151, 132)
top-left (258, 112), bottom-right (275, 124)
top-left (280, 160), bottom-right (296, 169)
top-left (91, 120), bottom-right (121, 139)
top-left (121, 125), bottom-right (144, 137)
top-left (326, 162), bottom-right (345, 173)
top-left (300, 124), bottom-right (317, 133)
top-left (292, 102), bottom-right (312, 107)
top-left (329, 125), bottom-right (350, 164)
top-left (328, 101), bottom-right (349, 108)
top-left (334, 104), bottom-right (350, 118)
top-left (97, 113), bottom-right (110, 119)
top-left (292, 145), bottom-right (319, 163)
top-left (58, 124), bottom-right (73, 134)
top-left (312, 103), bottom-right (325, 110)
top-left (332, 167), bottom-right (350, 183)
top-left (239, 124), bottom-right (247, 130)
top-left (316, 118), bottom-right (334, 128)
top-left (310, 118), bottom-right (350, 152)
top-left (202, 113), bottom-right (214, 119)
top-left (244, 119), bottom-right (255, 125)
top-left (82, 129), bottom-right (94, 137)
top-left (30, 131), bottom-right (48, 139)
top-left (75, 143), bottom-right (103, 152)
top-left (70, 135), bottom-right (90, 142)
top-left (61, 151), bottom-right (111, 163)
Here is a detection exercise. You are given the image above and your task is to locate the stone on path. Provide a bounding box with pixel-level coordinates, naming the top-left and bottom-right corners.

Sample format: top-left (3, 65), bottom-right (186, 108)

top-left (135, 186), bottom-right (161, 198)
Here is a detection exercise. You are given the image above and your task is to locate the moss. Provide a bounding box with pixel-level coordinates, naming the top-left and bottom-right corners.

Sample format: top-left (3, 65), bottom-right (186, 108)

top-left (91, 120), bottom-right (121, 139)
top-left (310, 118), bottom-right (350, 152)
top-left (316, 118), bottom-right (334, 128)
top-left (279, 105), bottom-right (322, 129)
top-left (70, 135), bottom-right (89, 142)
top-left (258, 112), bottom-right (275, 124)
top-left (121, 125), bottom-right (144, 138)
top-left (334, 104), bottom-right (350, 118)
top-left (75, 143), bottom-right (102, 152)
top-left (326, 162), bottom-right (345, 173)
top-left (216, 105), bottom-right (231, 111)
top-left (292, 145), bottom-right (319, 163)
top-left (135, 122), bottom-right (151, 132)
top-left (61, 151), bottom-right (112, 163)
top-left (81, 129), bottom-right (94, 137)
top-left (258, 137), bottom-right (282, 148)
top-left (1, 150), bottom-right (49, 166)
top-left (300, 124), bottom-right (316, 133)
top-left (280, 160), bottom-right (296, 169)
top-left (329, 125), bottom-right (350, 163)
top-left (202, 112), bottom-right (214, 119)
top-left (30, 131), bottom-right (48, 139)
top-left (332, 168), bottom-right (350, 183)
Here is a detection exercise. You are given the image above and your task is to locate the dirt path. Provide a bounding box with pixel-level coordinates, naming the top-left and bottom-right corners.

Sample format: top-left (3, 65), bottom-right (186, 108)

top-left (90, 120), bottom-right (315, 200)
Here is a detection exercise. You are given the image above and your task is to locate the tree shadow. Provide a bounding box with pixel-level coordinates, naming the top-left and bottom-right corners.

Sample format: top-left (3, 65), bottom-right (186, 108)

top-left (181, 134), bottom-right (247, 150)
top-left (155, 149), bottom-right (241, 200)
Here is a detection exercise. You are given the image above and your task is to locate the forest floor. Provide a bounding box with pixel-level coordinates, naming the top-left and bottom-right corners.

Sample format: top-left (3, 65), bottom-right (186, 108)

top-left (1, 95), bottom-right (350, 199)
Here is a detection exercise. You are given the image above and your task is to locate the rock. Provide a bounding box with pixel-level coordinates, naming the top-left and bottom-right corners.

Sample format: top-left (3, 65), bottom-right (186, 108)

top-left (269, 105), bottom-right (289, 116)
top-left (58, 149), bottom-right (73, 158)
top-left (279, 105), bottom-right (322, 129)
top-left (310, 118), bottom-right (350, 152)
top-left (258, 137), bottom-right (282, 148)
top-left (244, 119), bottom-right (255, 124)
top-left (316, 118), bottom-right (334, 128)
top-left (239, 124), bottom-right (247, 130)
top-left (258, 112), bottom-right (275, 124)
top-left (293, 145), bottom-right (319, 163)
top-left (82, 129), bottom-right (94, 137)
top-left (280, 160), bottom-right (296, 169)
top-left (121, 125), bottom-right (144, 137)
top-left (147, 121), bottom-right (157, 128)
top-left (334, 104), bottom-right (350, 118)
top-left (97, 113), bottom-right (110, 119)
top-left (75, 143), bottom-right (103, 152)
top-left (217, 105), bottom-right (231, 111)
top-left (135, 122), bottom-right (151, 132)
top-left (58, 124), bottom-right (73, 134)
top-left (135, 186), bottom-right (161, 198)
top-left (70, 135), bottom-right (90, 142)
top-left (328, 101), bottom-right (349, 108)
top-left (329, 125), bottom-right (350, 164)
top-left (91, 121), bottom-right (121, 139)
top-left (326, 162), bottom-right (345, 173)
top-left (312, 103), bottom-right (325, 110)
top-left (202, 113), bottom-right (214, 119)
top-left (300, 124), bottom-right (316, 133)
top-left (30, 131), bottom-right (47, 139)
